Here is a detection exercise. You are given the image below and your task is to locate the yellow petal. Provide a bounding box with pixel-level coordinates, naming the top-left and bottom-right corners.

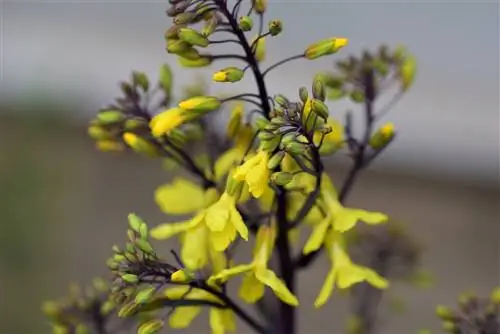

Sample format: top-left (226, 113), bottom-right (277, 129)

top-left (239, 273), bottom-right (265, 303)
top-left (229, 206), bottom-right (248, 241)
top-left (303, 217), bottom-right (330, 255)
top-left (363, 267), bottom-right (389, 289)
top-left (150, 218), bottom-right (197, 240)
top-left (221, 309), bottom-right (236, 331)
top-left (208, 264), bottom-right (254, 285)
top-left (209, 247), bottom-right (228, 274)
top-left (314, 268), bottom-right (337, 308)
top-left (255, 268), bottom-right (299, 306)
top-left (336, 264), bottom-right (373, 289)
top-left (210, 221), bottom-right (236, 252)
top-left (210, 309), bottom-right (226, 334)
top-left (205, 199), bottom-right (230, 232)
top-left (181, 223), bottom-right (209, 270)
top-left (168, 306), bottom-right (201, 329)
top-left (354, 209), bottom-right (388, 225)
top-left (332, 209), bottom-right (359, 233)
top-left (155, 178), bottom-right (205, 215)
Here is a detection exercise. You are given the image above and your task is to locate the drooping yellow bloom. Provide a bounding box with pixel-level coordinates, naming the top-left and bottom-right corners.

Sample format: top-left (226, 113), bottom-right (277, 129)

top-left (208, 225), bottom-right (299, 306)
top-left (150, 107), bottom-right (187, 137)
top-left (205, 191), bottom-right (249, 249)
top-left (314, 231), bottom-right (388, 308)
top-left (164, 286), bottom-right (236, 334)
top-left (233, 150), bottom-right (270, 198)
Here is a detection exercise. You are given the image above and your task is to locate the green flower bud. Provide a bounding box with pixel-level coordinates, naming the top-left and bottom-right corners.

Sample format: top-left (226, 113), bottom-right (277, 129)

top-left (369, 123), bottom-right (395, 150)
top-left (88, 125), bottom-right (113, 140)
top-left (97, 110), bottom-right (124, 125)
top-left (123, 133), bottom-right (161, 158)
top-left (212, 67), bottom-right (245, 83)
top-left (201, 17), bottom-right (218, 36)
top-left (281, 133), bottom-right (296, 146)
top-left (255, 116), bottom-right (270, 130)
top-left (96, 140), bottom-right (125, 153)
top-left (260, 136), bottom-right (281, 152)
top-left (118, 302), bottom-right (139, 318)
top-left (327, 88), bottom-right (346, 100)
top-left (178, 96), bottom-right (221, 113)
top-left (311, 99), bottom-right (329, 119)
top-left (139, 223), bottom-right (148, 240)
top-left (227, 104), bottom-right (243, 138)
top-left (41, 301), bottom-right (60, 319)
top-left (400, 54), bottom-right (417, 92)
top-left (285, 142), bottom-right (306, 155)
top-left (305, 37), bottom-right (348, 60)
top-left (177, 47), bottom-right (201, 60)
top-left (166, 39), bottom-right (190, 54)
top-left (350, 90), bottom-right (365, 103)
top-left (435, 305), bottom-right (454, 319)
top-left (491, 287), bottom-right (500, 304)
top-left (132, 71), bottom-right (149, 91)
top-left (274, 94), bottom-right (289, 108)
top-left (75, 324), bottom-right (90, 334)
top-left (258, 131), bottom-right (275, 141)
top-left (124, 117), bottom-right (147, 132)
top-left (178, 55), bottom-right (212, 68)
top-left (106, 258), bottom-right (118, 270)
top-left (178, 27), bottom-right (209, 47)
top-left (164, 25), bottom-right (182, 39)
top-left (135, 287), bottom-right (156, 304)
top-left (441, 321), bottom-right (455, 332)
top-left (252, 35), bottom-right (266, 62)
top-left (135, 239), bottom-right (154, 254)
top-left (173, 12), bottom-right (196, 25)
top-left (121, 274), bottom-right (139, 284)
top-left (299, 87), bottom-right (308, 103)
top-left (312, 77), bottom-right (325, 101)
top-left (159, 64), bottom-right (173, 94)
top-left (253, 0), bottom-right (267, 14)
top-left (267, 151), bottom-right (285, 169)
top-left (239, 16), bottom-right (253, 31)
top-left (271, 172), bottom-right (294, 186)
top-left (138, 319), bottom-right (164, 334)
top-left (268, 20), bottom-right (283, 36)
top-left (100, 300), bottom-right (115, 316)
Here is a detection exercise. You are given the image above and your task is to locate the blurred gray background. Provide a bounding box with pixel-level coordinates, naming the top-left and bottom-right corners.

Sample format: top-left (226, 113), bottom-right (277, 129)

top-left (0, 0), bottom-right (499, 333)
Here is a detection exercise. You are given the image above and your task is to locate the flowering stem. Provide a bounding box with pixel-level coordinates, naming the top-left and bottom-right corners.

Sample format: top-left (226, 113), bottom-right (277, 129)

top-left (262, 54), bottom-right (305, 77)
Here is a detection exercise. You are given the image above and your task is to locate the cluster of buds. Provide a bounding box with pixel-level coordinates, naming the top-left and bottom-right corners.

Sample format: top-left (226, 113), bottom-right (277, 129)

top-left (105, 214), bottom-right (179, 334)
top-left (41, 279), bottom-right (116, 334)
top-left (435, 289), bottom-right (500, 334)
top-left (317, 44), bottom-right (417, 104)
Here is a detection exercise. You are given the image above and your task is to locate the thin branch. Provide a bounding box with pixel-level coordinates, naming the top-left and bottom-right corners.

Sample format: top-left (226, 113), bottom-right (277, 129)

top-left (209, 39), bottom-right (242, 45)
top-left (263, 54), bottom-right (305, 77)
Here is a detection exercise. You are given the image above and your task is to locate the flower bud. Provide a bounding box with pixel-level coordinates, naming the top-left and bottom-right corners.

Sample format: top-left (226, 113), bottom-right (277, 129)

top-left (253, 0), bottom-right (267, 13)
top-left (441, 321), bottom-right (455, 332)
top-left (128, 213), bottom-right (144, 233)
top-left (258, 131), bottom-right (275, 141)
top-left (255, 116), bottom-right (270, 130)
top-left (121, 274), bottom-right (139, 284)
top-left (435, 305), bottom-right (454, 319)
top-left (171, 269), bottom-right (190, 282)
top-left (212, 67), bottom-right (245, 83)
top-left (271, 172), bottom-right (294, 186)
top-left (124, 117), bottom-right (148, 131)
top-left (164, 25), bottom-right (181, 39)
top-left (299, 87), bottom-right (308, 103)
top-left (312, 76), bottom-right (326, 101)
top-left (274, 94), bottom-right (289, 108)
top-left (123, 133), bottom-right (161, 157)
top-left (227, 103), bottom-right (243, 138)
top-left (166, 39), bottom-right (190, 54)
top-left (177, 46), bottom-right (201, 60)
top-left (178, 55), bottom-right (212, 68)
top-left (350, 90), bottom-right (365, 103)
top-left (135, 239), bottom-right (154, 254)
top-left (88, 125), bottom-right (113, 140)
top-left (285, 142), bottom-right (306, 155)
top-left (268, 20), bottom-right (283, 36)
top-left (159, 64), bottom-right (173, 93)
top-left (97, 110), bottom-right (124, 125)
top-left (267, 151), bottom-right (285, 169)
top-left (491, 287), bottom-right (500, 304)
top-left (201, 17), bottom-right (218, 36)
top-left (138, 319), bottom-right (164, 334)
top-left (369, 123), bottom-right (395, 150)
top-left (135, 287), bottom-right (156, 304)
top-left (400, 54), bottom-right (417, 92)
top-left (118, 302), bottom-right (139, 318)
top-left (173, 12), bottom-right (196, 25)
top-left (252, 35), bottom-right (266, 62)
top-left (305, 37), bottom-right (348, 60)
top-left (239, 16), bottom-right (253, 31)
top-left (260, 136), bottom-right (281, 152)
top-left (311, 99), bottom-right (329, 119)
top-left (178, 27), bottom-right (209, 47)
top-left (132, 71), bottom-right (149, 91)
top-left (96, 140), bottom-right (125, 152)
top-left (179, 96), bottom-right (221, 113)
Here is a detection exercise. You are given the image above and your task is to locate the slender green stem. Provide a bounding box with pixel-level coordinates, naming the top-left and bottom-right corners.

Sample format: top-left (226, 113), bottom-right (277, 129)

top-left (263, 54), bottom-right (305, 77)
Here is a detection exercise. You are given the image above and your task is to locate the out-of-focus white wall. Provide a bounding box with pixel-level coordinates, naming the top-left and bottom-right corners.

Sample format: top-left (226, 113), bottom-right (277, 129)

top-left (1, 0), bottom-right (499, 186)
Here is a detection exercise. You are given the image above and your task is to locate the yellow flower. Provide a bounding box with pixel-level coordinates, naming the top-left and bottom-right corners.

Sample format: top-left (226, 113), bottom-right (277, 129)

top-left (205, 192), bottom-right (249, 250)
top-left (208, 225), bottom-right (299, 306)
top-left (233, 150), bottom-right (270, 198)
top-left (155, 178), bottom-right (205, 215)
top-left (214, 124), bottom-right (254, 180)
top-left (314, 232), bottom-right (388, 308)
top-left (314, 117), bottom-right (345, 155)
top-left (164, 286), bottom-right (236, 334)
top-left (150, 107), bottom-right (187, 137)
top-left (178, 96), bottom-right (221, 113)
